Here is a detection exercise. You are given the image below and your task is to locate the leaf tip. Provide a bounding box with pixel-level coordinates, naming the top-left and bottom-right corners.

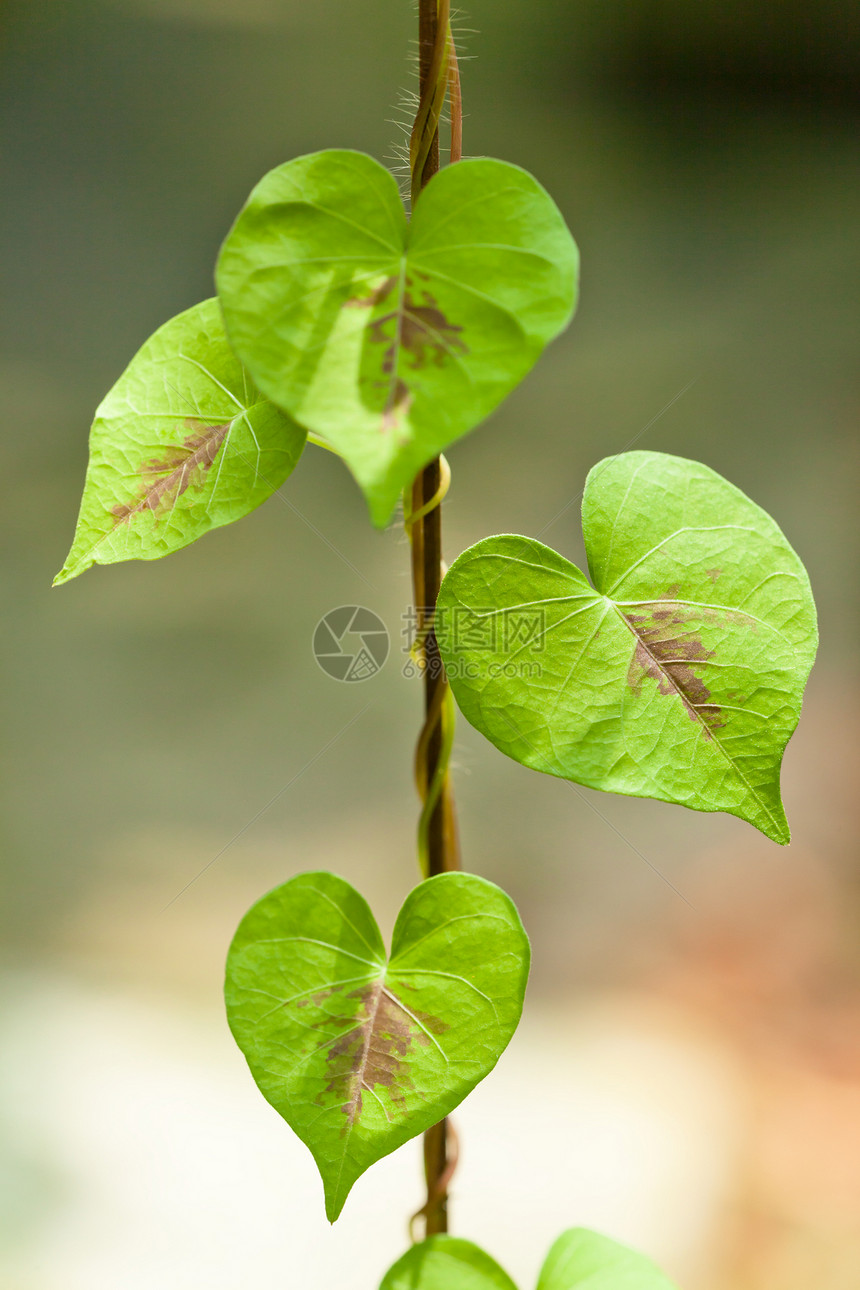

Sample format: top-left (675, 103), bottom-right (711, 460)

top-left (52, 550), bottom-right (89, 588)
top-left (324, 1187), bottom-right (347, 1224)
top-left (747, 802), bottom-right (791, 846)
top-left (52, 564), bottom-right (75, 589)
top-left (768, 797), bottom-right (792, 846)
top-left (367, 490), bottom-right (398, 530)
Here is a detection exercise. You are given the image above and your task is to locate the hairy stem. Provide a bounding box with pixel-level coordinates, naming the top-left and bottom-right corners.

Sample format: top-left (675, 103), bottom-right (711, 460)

top-left (407, 0), bottom-right (462, 1240)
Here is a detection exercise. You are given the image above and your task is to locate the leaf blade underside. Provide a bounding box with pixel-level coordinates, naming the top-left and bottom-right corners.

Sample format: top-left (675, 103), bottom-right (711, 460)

top-left (54, 298), bottom-right (306, 585)
top-left (224, 871), bottom-right (529, 1221)
top-left (216, 149), bottom-right (578, 525)
top-left (436, 451), bottom-right (818, 843)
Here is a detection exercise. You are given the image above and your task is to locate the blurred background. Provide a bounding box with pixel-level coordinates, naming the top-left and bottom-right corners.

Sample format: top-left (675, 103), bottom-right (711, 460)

top-left (1, 1), bottom-right (859, 1286)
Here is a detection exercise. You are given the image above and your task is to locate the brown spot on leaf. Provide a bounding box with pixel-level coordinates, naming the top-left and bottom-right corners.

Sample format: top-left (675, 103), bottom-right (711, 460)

top-left (111, 421), bottom-right (229, 526)
top-left (625, 598), bottom-right (727, 735)
top-left (363, 284), bottom-right (468, 434)
top-left (389, 290), bottom-right (467, 370)
top-left (316, 980), bottom-right (448, 1129)
top-left (345, 275), bottom-right (399, 309)
top-left (295, 988), bottom-right (337, 1010)
top-left (381, 379), bottom-right (412, 434)
top-left (706, 568), bottom-right (722, 583)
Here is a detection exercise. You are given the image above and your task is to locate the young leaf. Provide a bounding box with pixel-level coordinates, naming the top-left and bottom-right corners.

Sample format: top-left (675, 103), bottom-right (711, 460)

top-left (380, 1236), bottom-right (518, 1290)
top-left (224, 870), bottom-right (530, 1221)
top-left (54, 298), bottom-right (306, 585)
top-left (537, 1228), bottom-right (680, 1289)
top-left (216, 149), bottom-right (577, 526)
top-left (436, 450), bottom-right (817, 844)
top-left (379, 1231), bottom-right (680, 1290)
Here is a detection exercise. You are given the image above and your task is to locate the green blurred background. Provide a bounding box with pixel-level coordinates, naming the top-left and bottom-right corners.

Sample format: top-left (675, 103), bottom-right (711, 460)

top-left (2, 2), bottom-right (859, 1287)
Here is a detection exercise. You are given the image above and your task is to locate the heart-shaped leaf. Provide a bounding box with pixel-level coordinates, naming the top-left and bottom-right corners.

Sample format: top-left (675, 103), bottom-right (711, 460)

top-left (216, 149), bottom-right (578, 526)
top-left (380, 1236), bottom-right (517, 1290)
top-left (436, 451), bottom-right (817, 843)
top-left (537, 1229), bottom-right (679, 1289)
top-left (54, 298), bottom-right (306, 585)
top-left (224, 870), bottom-right (529, 1221)
top-left (380, 1230), bottom-right (680, 1290)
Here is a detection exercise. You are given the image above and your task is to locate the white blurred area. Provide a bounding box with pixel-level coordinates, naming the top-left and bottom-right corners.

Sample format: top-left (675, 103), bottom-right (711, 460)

top-left (0, 973), bottom-right (743, 1290)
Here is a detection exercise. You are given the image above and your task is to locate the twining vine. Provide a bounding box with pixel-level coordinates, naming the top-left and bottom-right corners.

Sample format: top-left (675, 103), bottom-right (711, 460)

top-left (54, 0), bottom-right (817, 1285)
top-left (406, 0), bottom-right (465, 1234)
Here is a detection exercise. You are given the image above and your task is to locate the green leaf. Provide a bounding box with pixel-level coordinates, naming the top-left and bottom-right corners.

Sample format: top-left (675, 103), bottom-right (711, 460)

top-left (378, 1231), bottom-right (680, 1290)
top-left (537, 1228), bottom-right (680, 1289)
top-left (380, 1236), bottom-right (518, 1290)
top-left (216, 149), bottom-right (577, 526)
top-left (54, 298), bottom-right (306, 585)
top-left (224, 870), bottom-right (530, 1221)
top-left (437, 450), bottom-right (817, 844)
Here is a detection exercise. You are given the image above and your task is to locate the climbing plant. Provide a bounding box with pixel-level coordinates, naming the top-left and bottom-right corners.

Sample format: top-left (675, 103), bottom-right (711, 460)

top-left (55, 2), bottom-right (817, 1285)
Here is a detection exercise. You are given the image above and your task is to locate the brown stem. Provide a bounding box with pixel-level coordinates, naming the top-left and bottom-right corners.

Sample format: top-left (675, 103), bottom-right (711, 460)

top-left (410, 0), bottom-right (462, 1240)
top-left (447, 30), bottom-right (462, 165)
top-left (413, 0), bottom-right (442, 199)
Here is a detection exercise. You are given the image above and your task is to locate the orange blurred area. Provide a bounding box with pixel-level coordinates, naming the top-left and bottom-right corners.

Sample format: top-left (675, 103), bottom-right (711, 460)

top-left (1, 2), bottom-right (858, 1287)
